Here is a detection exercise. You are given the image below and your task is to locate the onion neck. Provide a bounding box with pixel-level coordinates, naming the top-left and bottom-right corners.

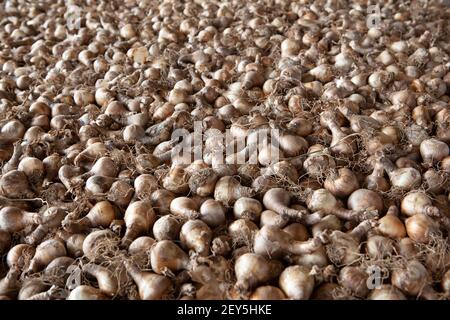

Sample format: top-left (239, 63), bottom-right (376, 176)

top-left (2, 143), bottom-right (22, 174)
top-left (386, 205), bottom-right (399, 216)
top-left (327, 121), bottom-right (347, 146)
top-left (338, 105), bottom-right (354, 119)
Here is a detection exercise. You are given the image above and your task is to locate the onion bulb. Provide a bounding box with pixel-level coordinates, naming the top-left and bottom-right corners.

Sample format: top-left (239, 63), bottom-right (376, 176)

top-left (279, 265), bottom-right (314, 300)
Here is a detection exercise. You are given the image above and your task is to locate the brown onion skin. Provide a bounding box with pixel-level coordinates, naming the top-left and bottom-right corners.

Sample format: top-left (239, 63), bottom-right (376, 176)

top-left (263, 188), bottom-right (308, 221)
top-left (82, 264), bottom-right (119, 296)
top-left (400, 192), bottom-right (439, 217)
top-left (62, 201), bottom-right (117, 233)
top-left (260, 210), bottom-right (288, 228)
top-left (66, 234), bottom-right (86, 258)
top-left (108, 180), bottom-right (134, 208)
top-left (250, 286), bottom-right (286, 300)
top-left (128, 236), bottom-right (155, 267)
top-left (233, 197), bottom-right (263, 221)
top-left (397, 237), bottom-right (419, 260)
top-left (312, 215), bottom-right (342, 237)
top-left (420, 138), bottom-right (449, 165)
top-left (44, 256), bottom-right (74, 279)
top-left (366, 235), bottom-right (394, 260)
top-left (170, 197), bottom-right (200, 219)
top-left (283, 223), bottom-right (309, 242)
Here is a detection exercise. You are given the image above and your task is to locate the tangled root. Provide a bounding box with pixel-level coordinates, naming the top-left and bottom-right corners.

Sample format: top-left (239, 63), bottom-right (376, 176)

top-left (109, 147), bottom-right (135, 171)
top-left (63, 241), bottom-right (137, 299)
